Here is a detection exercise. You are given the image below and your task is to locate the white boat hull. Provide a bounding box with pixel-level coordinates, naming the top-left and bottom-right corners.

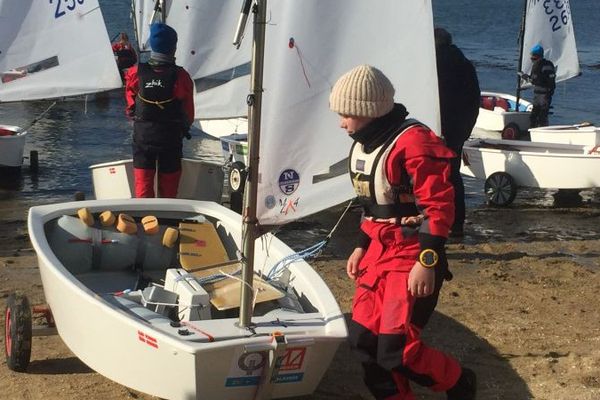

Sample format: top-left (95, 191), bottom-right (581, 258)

top-left (476, 92), bottom-right (532, 133)
top-left (529, 125), bottom-right (600, 146)
top-left (90, 158), bottom-right (224, 202)
top-left (28, 199), bottom-right (347, 399)
top-left (461, 138), bottom-right (600, 189)
top-left (0, 125), bottom-right (27, 167)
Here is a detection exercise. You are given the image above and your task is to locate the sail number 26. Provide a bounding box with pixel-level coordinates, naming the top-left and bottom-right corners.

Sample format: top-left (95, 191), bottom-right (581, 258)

top-left (542, 0), bottom-right (570, 32)
top-left (50, 0), bottom-right (85, 19)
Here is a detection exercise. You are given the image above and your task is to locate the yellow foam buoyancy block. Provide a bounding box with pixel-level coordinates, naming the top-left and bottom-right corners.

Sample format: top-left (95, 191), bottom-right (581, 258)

top-left (141, 215), bottom-right (159, 235)
top-left (162, 227), bottom-right (179, 248)
top-left (116, 213), bottom-right (137, 234)
top-left (178, 221), bottom-right (229, 270)
top-left (77, 208), bottom-right (94, 226)
top-left (99, 211), bottom-right (116, 227)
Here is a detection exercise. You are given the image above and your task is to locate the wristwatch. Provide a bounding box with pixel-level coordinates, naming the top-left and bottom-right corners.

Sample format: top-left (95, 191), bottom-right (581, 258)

top-left (419, 248), bottom-right (438, 269)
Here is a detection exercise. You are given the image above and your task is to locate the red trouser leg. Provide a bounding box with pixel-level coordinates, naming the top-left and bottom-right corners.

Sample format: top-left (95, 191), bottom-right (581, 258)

top-left (350, 269), bottom-right (461, 399)
top-left (134, 168), bottom-right (156, 198)
top-left (158, 169), bottom-right (181, 198)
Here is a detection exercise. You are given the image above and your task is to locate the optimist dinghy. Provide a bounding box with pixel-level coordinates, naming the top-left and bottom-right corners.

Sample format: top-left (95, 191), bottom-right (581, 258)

top-left (23, 198), bottom-right (346, 399)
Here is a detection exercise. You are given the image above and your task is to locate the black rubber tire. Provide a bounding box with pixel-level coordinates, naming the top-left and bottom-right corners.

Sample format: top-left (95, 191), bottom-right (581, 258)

top-left (501, 123), bottom-right (521, 140)
top-left (229, 161), bottom-right (247, 194)
top-left (29, 150), bottom-right (39, 173)
top-left (4, 293), bottom-right (32, 372)
top-left (484, 172), bottom-right (517, 206)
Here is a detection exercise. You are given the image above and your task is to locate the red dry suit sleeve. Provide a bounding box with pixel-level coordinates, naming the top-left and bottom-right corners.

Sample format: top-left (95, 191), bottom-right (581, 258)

top-left (174, 68), bottom-right (195, 125)
top-left (386, 126), bottom-right (455, 250)
top-left (124, 65), bottom-right (139, 117)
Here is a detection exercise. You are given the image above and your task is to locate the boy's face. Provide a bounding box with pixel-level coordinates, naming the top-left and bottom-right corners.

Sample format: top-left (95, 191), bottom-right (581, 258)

top-left (338, 114), bottom-right (373, 135)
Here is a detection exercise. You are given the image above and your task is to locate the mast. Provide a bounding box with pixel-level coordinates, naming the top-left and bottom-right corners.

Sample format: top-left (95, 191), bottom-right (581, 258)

top-left (516, 0), bottom-right (528, 108)
top-left (238, 0), bottom-right (266, 328)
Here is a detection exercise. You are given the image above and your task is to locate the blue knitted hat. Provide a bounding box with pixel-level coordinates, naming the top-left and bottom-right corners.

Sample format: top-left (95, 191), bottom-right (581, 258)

top-left (149, 23), bottom-right (177, 54)
top-left (530, 44), bottom-right (544, 57)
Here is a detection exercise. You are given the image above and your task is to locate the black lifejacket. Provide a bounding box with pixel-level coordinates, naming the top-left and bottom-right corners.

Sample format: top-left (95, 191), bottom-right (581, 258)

top-left (135, 63), bottom-right (184, 123)
top-left (349, 119), bottom-right (421, 219)
top-left (531, 59), bottom-right (556, 94)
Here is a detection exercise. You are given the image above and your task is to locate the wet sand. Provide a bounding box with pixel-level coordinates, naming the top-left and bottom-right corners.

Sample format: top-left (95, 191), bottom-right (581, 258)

top-left (1, 195), bottom-right (600, 399)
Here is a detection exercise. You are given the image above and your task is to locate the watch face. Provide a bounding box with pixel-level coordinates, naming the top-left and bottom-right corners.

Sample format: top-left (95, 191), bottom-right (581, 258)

top-left (420, 249), bottom-right (438, 267)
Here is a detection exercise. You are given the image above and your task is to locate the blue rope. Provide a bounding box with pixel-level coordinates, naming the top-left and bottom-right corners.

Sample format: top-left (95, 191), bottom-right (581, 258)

top-left (266, 238), bottom-right (328, 280)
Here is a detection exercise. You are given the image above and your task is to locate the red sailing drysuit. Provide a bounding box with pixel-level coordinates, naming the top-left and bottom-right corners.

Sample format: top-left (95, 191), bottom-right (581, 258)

top-left (348, 107), bottom-right (461, 399)
top-left (124, 62), bottom-right (194, 198)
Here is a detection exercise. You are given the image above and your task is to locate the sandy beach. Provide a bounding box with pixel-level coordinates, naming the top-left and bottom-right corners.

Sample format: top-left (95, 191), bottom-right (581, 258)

top-left (1, 194), bottom-right (600, 400)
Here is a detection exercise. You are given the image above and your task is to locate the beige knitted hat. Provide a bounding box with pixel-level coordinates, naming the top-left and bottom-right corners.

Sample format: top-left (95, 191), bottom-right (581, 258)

top-left (329, 65), bottom-right (395, 118)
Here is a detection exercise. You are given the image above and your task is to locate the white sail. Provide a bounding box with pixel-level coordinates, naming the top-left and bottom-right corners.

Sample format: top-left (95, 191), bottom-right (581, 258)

top-left (0, 0), bottom-right (122, 102)
top-left (256, 0), bottom-right (439, 225)
top-left (133, 0), bottom-right (251, 120)
top-left (521, 0), bottom-right (580, 83)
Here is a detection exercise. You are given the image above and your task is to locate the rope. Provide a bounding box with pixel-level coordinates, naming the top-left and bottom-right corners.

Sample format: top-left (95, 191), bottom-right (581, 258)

top-left (137, 93), bottom-right (174, 110)
top-left (266, 200), bottom-right (354, 280)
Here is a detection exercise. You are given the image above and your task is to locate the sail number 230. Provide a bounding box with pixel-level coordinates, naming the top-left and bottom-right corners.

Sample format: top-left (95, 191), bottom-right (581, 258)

top-left (50, 0), bottom-right (85, 19)
top-left (542, 0), bottom-right (570, 32)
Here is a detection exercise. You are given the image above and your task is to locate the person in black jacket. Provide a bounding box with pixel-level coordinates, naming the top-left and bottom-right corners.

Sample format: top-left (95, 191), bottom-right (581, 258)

top-left (434, 28), bottom-right (480, 237)
top-left (521, 44), bottom-right (556, 128)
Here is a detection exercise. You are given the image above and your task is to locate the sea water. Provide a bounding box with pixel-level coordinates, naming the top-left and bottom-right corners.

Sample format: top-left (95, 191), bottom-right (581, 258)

top-left (0, 0), bottom-right (599, 206)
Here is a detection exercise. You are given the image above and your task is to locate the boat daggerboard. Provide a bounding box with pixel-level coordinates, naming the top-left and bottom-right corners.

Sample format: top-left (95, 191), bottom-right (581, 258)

top-left (521, 0), bottom-right (580, 83)
top-left (133, 0), bottom-right (251, 120)
top-left (0, 0), bottom-right (122, 102)
top-left (255, 0), bottom-right (440, 226)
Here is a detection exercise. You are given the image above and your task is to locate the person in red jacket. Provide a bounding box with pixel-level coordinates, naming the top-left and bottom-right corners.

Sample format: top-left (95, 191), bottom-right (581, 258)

top-left (112, 32), bottom-right (137, 80)
top-left (329, 65), bottom-right (476, 400)
top-left (124, 23), bottom-right (194, 198)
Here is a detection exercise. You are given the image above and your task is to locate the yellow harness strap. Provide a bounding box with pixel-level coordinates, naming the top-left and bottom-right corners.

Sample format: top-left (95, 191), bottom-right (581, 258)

top-left (137, 93), bottom-right (174, 110)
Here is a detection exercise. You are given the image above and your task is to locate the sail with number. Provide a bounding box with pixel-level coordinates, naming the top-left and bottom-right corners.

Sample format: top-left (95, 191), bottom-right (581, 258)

top-left (132, 0), bottom-right (251, 120)
top-left (255, 0), bottom-right (440, 225)
top-left (521, 0), bottom-right (580, 83)
top-left (0, 0), bottom-right (122, 102)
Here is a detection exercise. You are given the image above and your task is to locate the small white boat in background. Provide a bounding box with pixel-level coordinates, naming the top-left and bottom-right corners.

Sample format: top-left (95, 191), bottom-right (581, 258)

top-left (199, 117), bottom-right (248, 139)
top-left (0, 125), bottom-right (28, 168)
top-left (476, 91), bottom-right (532, 139)
top-left (461, 138), bottom-right (600, 206)
top-left (89, 158), bottom-right (224, 202)
top-left (23, 198), bottom-right (346, 400)
top-left (529, 123), bottom-right (600, 147)
top-left (476, 0), bottom-right (580, 139)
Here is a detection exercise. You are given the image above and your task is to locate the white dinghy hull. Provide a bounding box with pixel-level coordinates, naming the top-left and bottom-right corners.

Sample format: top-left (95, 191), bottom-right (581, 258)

top-left (0, 125), bottom-right (26, 167)
top-left (476, 92), bottom-right (532, 134)
top-left (28, 199), bottom-right (347, 399)
top-left (90, 159), bottom-right (224, 202)
top-left (461, 138), bottom-right (600, 189)
top-left (529, 125), bottom-right (600, 146)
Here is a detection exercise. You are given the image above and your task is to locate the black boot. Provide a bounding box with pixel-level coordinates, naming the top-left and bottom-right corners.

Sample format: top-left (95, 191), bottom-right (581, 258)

top-left (447, 367), bottom-right (476, 400)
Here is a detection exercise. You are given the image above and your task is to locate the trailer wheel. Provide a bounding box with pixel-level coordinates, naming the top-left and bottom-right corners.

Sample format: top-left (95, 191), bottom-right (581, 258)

top-left (229, 161), bottom-right (247, 194)
top-left (501, 123), bottom-right (521, 140)
top-left (4, 293), bottom-right (32, 372)
top-left (485, 172), bottom-right (517, 206)
top-left (29, 151), bottom-right (39, 173)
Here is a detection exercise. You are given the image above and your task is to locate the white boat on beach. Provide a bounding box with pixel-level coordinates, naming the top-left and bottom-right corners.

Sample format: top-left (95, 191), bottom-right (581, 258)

top-left (24, 198), bottom-right (346, 399)
top-left (461, 137), bottom-right (600, 206)
top-left (476, 91), bottom-right (533, 138)
top-left (529, 123), bottom-right (600, 146)
top-left (0, 125), bottom-right (28, 169)
top-left (5, 1), bottom-right (442, 399)
top-left (89, 158), bottom-right (225, 202)
top-left (475, 0), bottom-right (580, 139)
